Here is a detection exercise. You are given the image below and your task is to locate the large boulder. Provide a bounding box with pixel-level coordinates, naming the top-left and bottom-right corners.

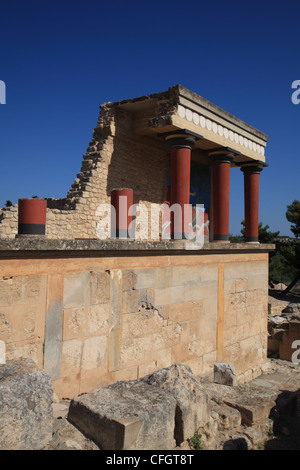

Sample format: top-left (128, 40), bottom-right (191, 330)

top-left (68, 364), bottom-right (210, 450)
top-left (142, 364), bottom-right (210, 444)
top-left (0, 358), bottom-right (53, 450)
top-left (68, 379), bottom-right (177, 450)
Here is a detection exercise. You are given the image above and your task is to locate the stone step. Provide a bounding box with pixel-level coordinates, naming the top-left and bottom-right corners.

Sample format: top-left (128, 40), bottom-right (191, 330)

top-left (203, 382), bottom-right (278, 426)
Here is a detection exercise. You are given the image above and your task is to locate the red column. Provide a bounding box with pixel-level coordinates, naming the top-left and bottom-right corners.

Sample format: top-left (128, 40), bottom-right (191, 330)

top-left (209, 151), bottom-right (234, 242)
top-left (18, 198), bottom-right (47, 236)
top-left (166, 133), bottom-right (196, 239)
top-left (111, 188), bottom-right (134, 239)
top-left (241, 164), bottom-right (263, 242)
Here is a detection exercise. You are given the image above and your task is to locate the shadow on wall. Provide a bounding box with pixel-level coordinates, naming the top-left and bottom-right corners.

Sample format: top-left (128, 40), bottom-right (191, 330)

top-left (106, 129), bottom-right (170, 207)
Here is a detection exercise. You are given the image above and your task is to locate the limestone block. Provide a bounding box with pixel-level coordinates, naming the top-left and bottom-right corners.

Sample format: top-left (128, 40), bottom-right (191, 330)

top-left (185, 281), bottom-right (217, 302)
top-left (114, 365), bottom-right (138, 382)
top-left (121, 287), bottom-right (154, 314)
top-left (214, 363), bottom-right (237, 386)
top-left (246, 289), bottom-right (267, 307)
top-left (138, 360), bottom-right (158, 377)
top-left (239, 335), bottom-right (265, 372)
top-left (63, 272), bottom-right (91, 308)
top-left (90, 270), bottom-right (110, 304)
top-left (60, 339), bottom-right (83, 376)
top-left (120, 322), bottom-right (181, 368)
top-left (234, 278), bottom-right (248, 293)
top-left (154, 266), bottom-right (173, 288)
top-left (133, 268), bottom-right (156, 289)
top-left (210, 398), bottom-right (242, 430)
top-left (0, 275), bottom-right (46, 307)
top-left (143, 364), bottom-right (210, 444)
top-left (247, 274), bottom-right (268, 291)
top-left (167, 301), bottom-right (203, 323)
top-left (122, 310), bottom-right (166, 339)
top-left (155, 285), bottom-right (186, 306)
top-left (0, 358), bottom-right (53, 450)
top-left (204, 382), bottom-right (277, 426)
top-left (63, 304), bottom-right (110, 340)
top-left (81, 336), bottom-right (107, 372)
top-left (224, 262), bottom-right (248, 281)
top-left (68, 379), bottom-right (177, 450)
top-left (5, 341), bottom-right (44, 372)
top-left (0, 304), bottom-right (41, 344)
top-left (199, 264), bottom-right (218, 282)
top-left (88, 303), bottom-right (110, 336)
top-left (122, 270), bottom-right (138, 291)
top-left (63, 307), bottom-right (88, 340)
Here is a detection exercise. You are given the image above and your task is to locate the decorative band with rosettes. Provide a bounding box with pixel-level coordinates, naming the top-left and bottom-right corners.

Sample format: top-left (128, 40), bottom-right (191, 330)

top-left (177, 105), bottom-right (265, 157)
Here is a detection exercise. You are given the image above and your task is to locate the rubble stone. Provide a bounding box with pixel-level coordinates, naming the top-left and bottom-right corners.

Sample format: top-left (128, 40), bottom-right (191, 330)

top-left (68, 364), bottom-right (211, 450)
top-left (204, 382), bottom-right (277, 426)
top-left (0, 358), bottom-right (53, 450)
top-left (142, 364), bottom-right (210, 443)
top-left (214, 363), bottom-right (237, 386)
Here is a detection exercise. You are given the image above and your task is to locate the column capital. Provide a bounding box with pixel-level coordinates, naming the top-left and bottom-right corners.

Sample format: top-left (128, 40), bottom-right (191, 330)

top-left (240, 160), bottom-right (267, 174)
top-left (162, 129), bottom-right (203, 149)
top-left (208, 147), bottom-right (240, 164)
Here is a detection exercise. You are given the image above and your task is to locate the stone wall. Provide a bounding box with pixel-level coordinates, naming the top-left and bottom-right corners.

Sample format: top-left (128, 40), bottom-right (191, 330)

top-left (0, 245), bottom-right (269, 398)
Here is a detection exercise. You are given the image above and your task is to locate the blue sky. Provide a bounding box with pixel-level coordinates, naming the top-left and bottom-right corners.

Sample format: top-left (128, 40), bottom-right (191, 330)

top-left (0, 0), bottom-right (299, 236)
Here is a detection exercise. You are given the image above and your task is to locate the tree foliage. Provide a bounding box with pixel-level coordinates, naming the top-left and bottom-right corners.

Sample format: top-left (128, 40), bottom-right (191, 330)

top-left (278, 200), bottom-right (300, 296)
top-left (286, 200), bottom-right (300, 238)
top-left (229, 214), bottom-right (299, 295)
top-left (230, 220), bottom-right (279, 244)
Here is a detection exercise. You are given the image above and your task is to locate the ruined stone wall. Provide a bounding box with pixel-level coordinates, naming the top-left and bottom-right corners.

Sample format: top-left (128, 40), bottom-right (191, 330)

top-left (0, 250), bottom-right (268, 399)
top-left (0, 107), bottom-right (169, 240)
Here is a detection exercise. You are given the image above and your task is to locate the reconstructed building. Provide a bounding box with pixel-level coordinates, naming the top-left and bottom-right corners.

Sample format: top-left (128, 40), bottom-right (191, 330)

top-left (0, 85), bottom-right (274, 398)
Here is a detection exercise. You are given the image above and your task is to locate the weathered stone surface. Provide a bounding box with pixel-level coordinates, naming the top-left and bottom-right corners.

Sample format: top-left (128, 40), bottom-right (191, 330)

top-left (269, 315), bottom-right (289, 329)
top-left (68, 379), bottom-right (177, 450)
top-left (0, 237), bottom-right (275, 253)
top-left (268, 307), bottom-right (300, 361)
top-left (142, 364), bottom-right (210, 443)
top-left (204, 382), bottom-right (277, 426)
top-left (210, 396), bottom-right (242, 430)
top-left (68, 364), bottom-right (211, 449)
top-left (0, 358), bottom-right (53, 450)
top-left (214, 363), bottom-right (237, 386)
top-left (282, 303), bottom-right (300, 314)
top-left (282, 303), bottom-right (300, 321)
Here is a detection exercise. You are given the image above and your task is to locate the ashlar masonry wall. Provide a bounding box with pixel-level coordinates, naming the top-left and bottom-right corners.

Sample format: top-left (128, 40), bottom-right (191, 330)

top-left (0, 243), bottom-right (269, 399)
